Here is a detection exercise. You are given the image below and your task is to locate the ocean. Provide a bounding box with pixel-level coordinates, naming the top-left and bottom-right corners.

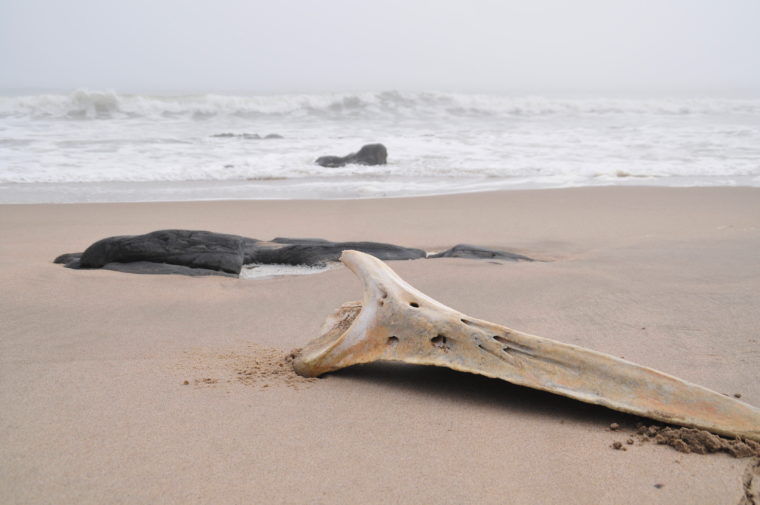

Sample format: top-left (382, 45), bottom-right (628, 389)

top-left (1, 90), bottom-right (759, 203)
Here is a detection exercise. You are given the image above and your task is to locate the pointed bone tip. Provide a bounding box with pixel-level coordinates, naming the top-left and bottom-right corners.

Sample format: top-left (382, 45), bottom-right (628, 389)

top-left (338, 250), bottom-right (352, 262)
top-left (339, 249), bottom-right (366, 264)
top-left (338, 250), bottom-right (388, 281)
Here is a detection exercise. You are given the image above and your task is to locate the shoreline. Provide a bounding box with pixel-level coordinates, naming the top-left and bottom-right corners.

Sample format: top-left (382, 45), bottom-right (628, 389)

top-left (2, 186), bottom-right (759, 504)
top-left (2, 175), bottom-right (759, 204)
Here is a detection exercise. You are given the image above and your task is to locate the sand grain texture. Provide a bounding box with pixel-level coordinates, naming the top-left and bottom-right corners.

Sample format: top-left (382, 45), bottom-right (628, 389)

top-left (1, 187), bottom-right (759, 505)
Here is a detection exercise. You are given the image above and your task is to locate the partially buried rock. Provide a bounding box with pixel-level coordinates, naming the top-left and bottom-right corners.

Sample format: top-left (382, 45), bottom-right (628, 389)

top-left (56, 230), bottom-right (531, 278)
top-left (245, 238), bottom-right (425, 267)
top-left (56, 230), bottom-right (426, 277)
top-left (54, 252), bottom-right (82, 268)
top-left (429, 244), bottom-right (533, 262)
top-left (315, 143), bottom-right (388, 168)
top-left (77, 229), bottom-right (248, 274)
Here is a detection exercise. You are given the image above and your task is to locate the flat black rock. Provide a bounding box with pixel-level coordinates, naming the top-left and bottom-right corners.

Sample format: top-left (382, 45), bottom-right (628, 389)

top-left (78, 230), bottom-right (247, 274)
top-left (56, 230), bottom-right (533, 278)
top-left (429, 244), bottom-right (533, 261)
top-left (58, 229), bottom-right (426, 277)
top-left (246, 240), bottom-right (426, 267)
top-left (54, 252), bottom-right (82, 268)
top-left (315, 143), bottom-right (387, 168)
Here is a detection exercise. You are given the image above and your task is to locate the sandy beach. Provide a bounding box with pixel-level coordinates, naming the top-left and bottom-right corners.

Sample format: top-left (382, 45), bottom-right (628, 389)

top-left (1, 186), bottom-right (759, 504)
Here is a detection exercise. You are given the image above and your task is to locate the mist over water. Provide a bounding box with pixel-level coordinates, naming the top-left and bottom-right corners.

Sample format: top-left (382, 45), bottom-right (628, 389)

top-left (3, 0), bottom-right (760, 202)
top-left (1, 89), bottom-right (759, 202)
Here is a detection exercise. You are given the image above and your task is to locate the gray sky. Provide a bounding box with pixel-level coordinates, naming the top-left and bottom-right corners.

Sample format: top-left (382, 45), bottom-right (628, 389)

top-left (1, 0), bottom-right (759, 95)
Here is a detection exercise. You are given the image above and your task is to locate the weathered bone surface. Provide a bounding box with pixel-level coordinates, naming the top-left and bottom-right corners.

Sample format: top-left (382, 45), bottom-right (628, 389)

top-left (294, 250), bottom-right (760, 441)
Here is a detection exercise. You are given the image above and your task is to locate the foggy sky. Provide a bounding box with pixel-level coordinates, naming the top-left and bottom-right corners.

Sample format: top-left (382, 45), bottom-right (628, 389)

top-left (1, 0), bottom-right (759, 95)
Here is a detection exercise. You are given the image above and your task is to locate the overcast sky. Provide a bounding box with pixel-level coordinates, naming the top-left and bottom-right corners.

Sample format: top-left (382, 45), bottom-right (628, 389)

top-left (1, 0), bottom-right (758, 95)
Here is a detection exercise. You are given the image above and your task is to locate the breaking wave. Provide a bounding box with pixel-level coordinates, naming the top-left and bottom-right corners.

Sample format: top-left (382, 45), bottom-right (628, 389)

top-left (2, 89), bottom-right (760, 120)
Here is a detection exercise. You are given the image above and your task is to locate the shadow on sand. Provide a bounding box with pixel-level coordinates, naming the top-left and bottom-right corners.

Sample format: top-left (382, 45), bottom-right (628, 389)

top-left (332, 361), bottom-right (642, 428)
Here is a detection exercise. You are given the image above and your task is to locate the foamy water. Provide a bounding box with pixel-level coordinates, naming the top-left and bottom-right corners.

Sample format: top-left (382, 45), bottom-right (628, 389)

top-left (240, 263), bottom-right (340, 280)
top-left (1, 90), bottom-right (759, 202)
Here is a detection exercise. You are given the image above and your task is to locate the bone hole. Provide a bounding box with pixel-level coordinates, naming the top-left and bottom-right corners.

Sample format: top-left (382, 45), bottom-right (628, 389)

top-left (409, 302), bottom-right (419, 308)
top-left (460, 318), bottom-right (471, 325)
top-left (431, 335), bottom-right (448, 348)
top-left (493, 335), bottom-right (509, 345)
top-left (387, 336), bottom-right (398, 345)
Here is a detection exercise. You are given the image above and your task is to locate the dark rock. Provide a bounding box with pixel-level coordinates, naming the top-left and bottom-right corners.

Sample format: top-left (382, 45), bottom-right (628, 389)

top-left (79, 230), bottom-right (247, 274)
top-left (315, 143), bottom-right (388, 168)
top-left (58, 230), bottom-right (425, 277)
top-left (54, 252), bottom-right (82, 268)
top-left (58, 231), bottom-right (530, 279)
top-left (314, 155), bottom-right (346, 168)
top-left (351, 144), bottom-right (388, 165)
top-left (54, 230), bottom-right (533, 277)
top-left (245, 240), bottom-right (426, 267)
top-left (336, 241), bottom-right (425, 262)
top-left (429, 244), bottom-right (533, 262)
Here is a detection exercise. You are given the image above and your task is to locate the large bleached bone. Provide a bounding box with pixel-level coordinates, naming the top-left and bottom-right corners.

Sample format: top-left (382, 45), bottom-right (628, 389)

top-left (293, 251), bottom-right (760, 441)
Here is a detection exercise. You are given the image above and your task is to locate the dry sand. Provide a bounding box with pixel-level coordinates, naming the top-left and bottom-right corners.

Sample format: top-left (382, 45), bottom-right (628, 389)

top-left (1, 187), bottom-right (759, 504)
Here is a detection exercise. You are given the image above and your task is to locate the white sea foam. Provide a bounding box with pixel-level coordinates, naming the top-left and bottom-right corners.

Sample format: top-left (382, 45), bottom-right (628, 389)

top-left (1, 90), bottom-right (759, 202)
top-left (2, 90), bottom-right (760, 120)
top-left (240, 262), bottom-right (339, 280)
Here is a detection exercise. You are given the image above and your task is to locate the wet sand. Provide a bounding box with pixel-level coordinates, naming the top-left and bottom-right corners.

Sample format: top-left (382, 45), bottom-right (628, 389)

top-left (1, 187), bottom-right (759, 504)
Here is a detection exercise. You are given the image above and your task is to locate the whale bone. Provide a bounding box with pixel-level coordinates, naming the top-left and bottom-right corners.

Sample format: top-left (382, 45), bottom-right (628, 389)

top-left (293, 250), bottom-right (760, 441)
